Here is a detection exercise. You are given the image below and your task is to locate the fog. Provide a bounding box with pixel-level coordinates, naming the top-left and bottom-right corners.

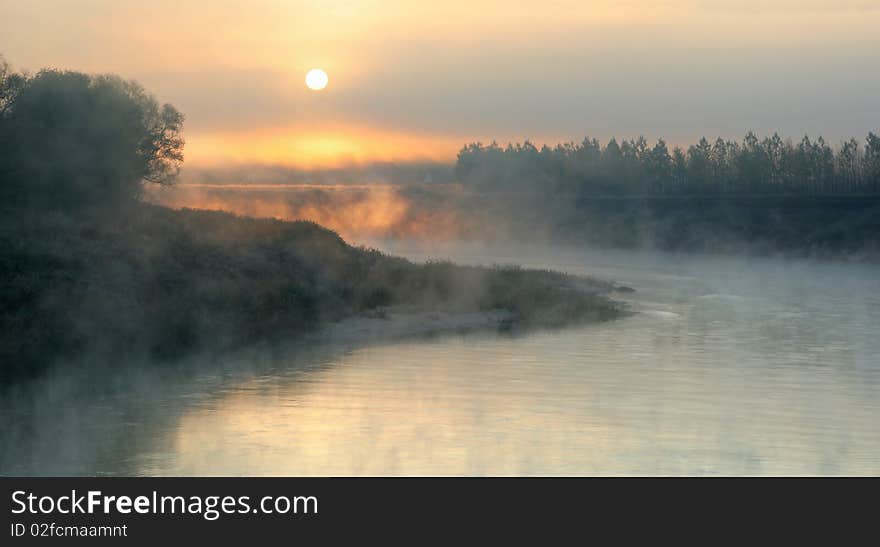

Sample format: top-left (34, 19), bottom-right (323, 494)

top-left (145, 182), bottom-right (503, 242)
top-left (3, 245), bottom-right (878, 475)
top-left (143, 153), bottom-right (880, 260)
top-left (2, 48), bottom-right (879, 476)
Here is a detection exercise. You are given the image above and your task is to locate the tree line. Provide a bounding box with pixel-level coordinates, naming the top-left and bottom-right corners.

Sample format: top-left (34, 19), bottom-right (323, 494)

top-left (455, 132), bottom-right (880, 196)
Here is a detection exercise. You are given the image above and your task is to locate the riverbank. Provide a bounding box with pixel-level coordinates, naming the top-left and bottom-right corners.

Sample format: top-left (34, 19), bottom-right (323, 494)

top-left (0, 203), bottom-right (624, 381)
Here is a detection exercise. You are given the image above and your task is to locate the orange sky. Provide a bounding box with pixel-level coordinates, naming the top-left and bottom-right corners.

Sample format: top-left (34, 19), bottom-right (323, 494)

top-left (2, 1), bottom-right (879, 168)
top-left (185, 124), bottom-right (465, 168)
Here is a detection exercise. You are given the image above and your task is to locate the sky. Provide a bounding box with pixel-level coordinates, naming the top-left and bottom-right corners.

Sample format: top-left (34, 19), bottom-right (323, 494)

top-left (2, 0), bottom-right (879, 168)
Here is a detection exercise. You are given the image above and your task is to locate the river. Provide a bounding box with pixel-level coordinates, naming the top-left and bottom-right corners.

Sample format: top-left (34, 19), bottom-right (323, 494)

top-left (2, 245), bottom-right (879, 475)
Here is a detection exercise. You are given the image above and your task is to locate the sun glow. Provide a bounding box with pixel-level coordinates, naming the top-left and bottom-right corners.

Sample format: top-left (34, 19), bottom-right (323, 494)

top-left (183, 124), bottom-right (464, 168)
top-left (305, 68), bottom-right (328, 90)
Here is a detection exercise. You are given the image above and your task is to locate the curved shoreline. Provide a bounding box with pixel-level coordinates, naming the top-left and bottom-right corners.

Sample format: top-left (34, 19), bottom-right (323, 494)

top-left (306, 309), bottom-right (516, 345)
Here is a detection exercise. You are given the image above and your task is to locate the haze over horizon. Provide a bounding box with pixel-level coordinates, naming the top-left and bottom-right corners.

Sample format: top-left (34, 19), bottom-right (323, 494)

top-left (2, 0), bottom-right (879, 169)
top-left (3, 1), bottom-right (880, 484)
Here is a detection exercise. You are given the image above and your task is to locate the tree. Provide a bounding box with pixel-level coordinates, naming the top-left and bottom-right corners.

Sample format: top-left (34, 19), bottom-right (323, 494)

top-left (644, 139), bottom-right (672, 193)
top-left (0, 66), bottom-right (184, 210)
top-left (814, 137), bottom-right (835, 193)
top-left (864, 132), bottom-right (880, 193)
top-left (836, 139), bottom-right (861, 193)
top-left (687, 137), bottom-right (713, 192)
top-left (601, 138), bottom-right (624, 194)
top-left (0, 56), bottom-right (27, 117)
top-left (671, 147), bottom-right (688, 192)
top-left (710, 138), bottom-right (736, 193)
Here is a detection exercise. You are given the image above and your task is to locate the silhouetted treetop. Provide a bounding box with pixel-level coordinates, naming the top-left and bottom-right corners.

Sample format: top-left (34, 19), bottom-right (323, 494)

top-left (0, 60), bottom-right (184, 210)
top-left (456, 132), bottom-right (880, 196)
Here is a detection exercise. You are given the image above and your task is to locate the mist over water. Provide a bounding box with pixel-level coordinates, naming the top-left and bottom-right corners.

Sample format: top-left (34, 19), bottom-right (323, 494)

top-left (4, 3), bottom-right (880, 481)
top-left (145, 181), bottom-right (494, 242)
top-left (3, 245), bottom-right (878, 475)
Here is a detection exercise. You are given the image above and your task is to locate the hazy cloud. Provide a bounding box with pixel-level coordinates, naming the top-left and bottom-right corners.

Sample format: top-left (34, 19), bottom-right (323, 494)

top-left (2, 0), bottom-right (878, 166)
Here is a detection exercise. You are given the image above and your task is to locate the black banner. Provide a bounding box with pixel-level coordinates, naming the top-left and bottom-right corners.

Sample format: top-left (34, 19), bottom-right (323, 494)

top-left (0, 478), bottom-right (872, 544)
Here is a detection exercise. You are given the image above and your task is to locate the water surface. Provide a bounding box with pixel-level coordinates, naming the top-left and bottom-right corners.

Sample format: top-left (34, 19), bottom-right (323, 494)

top-left (2, 246), bottom-right (879, 475)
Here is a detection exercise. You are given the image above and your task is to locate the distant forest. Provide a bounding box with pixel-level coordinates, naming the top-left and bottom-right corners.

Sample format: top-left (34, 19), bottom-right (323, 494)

top-left (455, 133), bottom-right (880, 195)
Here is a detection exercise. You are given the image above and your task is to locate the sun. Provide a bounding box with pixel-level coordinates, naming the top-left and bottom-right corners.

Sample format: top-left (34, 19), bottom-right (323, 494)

top-left (305, 68), bottom-right (328, 91)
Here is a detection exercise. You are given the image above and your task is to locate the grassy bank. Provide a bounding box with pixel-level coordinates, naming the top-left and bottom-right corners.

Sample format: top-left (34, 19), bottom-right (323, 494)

top-left (0, 203), bottom-right (623, 380)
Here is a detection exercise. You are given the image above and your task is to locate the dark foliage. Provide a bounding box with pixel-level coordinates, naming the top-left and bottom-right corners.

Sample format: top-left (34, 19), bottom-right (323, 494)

top-left (0, 205), bottom-right (622, 379)
top-left (0, 60), bottom-right (183, 210)
top-left (452, 134), bottom-right (880, 256)
top-left (456, 133), bottom-right (880, 196)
